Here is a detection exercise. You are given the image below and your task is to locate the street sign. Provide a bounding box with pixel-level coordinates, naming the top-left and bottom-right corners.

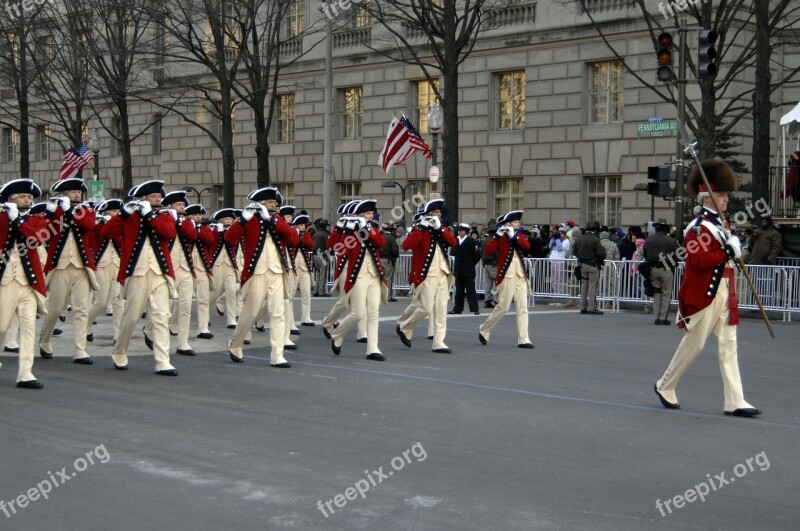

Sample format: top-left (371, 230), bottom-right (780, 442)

top-left (88, 180), bottom-right (105, 202)
top-left (429, 191), bottom-right (442, 199)
top-left (428, 165), bottom-right (440, 183)
top-left (637, 117), bottom-right (677, 137)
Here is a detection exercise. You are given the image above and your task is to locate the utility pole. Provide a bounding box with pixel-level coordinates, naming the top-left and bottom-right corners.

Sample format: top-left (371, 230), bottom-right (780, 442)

top-left (673, 20), bottom-right (688, 229)
top-left (322, 11), bottom-right (333, 223)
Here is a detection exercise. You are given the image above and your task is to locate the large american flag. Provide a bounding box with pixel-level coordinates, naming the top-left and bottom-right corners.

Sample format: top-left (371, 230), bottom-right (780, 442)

top-left (59, 143), bottom-right (93, 180)
top-left (378, 115), bottom-right (432, 173)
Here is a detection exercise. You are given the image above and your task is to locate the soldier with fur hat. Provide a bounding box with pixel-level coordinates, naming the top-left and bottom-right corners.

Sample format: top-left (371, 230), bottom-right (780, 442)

top-left (655, 159), bottom-right (761, 417)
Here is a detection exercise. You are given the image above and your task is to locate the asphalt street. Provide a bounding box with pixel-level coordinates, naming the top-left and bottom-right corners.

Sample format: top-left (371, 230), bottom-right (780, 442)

top-left (1, 298), bottom-right (799, 530)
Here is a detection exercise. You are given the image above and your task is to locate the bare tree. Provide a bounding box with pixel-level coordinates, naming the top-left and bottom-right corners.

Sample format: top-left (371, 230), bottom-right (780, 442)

top-left (361, 0), bottom-right (509, 217)
top-left (573, 0), bottom-right (800, 206)
top-left (0, 4), bottom-right (51, 178)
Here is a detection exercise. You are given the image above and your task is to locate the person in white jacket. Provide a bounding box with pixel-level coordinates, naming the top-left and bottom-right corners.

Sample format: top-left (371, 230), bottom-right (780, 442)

top-left (548, 228), bottom-right (570, 294)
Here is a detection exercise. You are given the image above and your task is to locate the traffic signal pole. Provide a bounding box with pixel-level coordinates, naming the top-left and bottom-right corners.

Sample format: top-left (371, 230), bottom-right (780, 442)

top-left (674, 20), bottom-right (688, 230)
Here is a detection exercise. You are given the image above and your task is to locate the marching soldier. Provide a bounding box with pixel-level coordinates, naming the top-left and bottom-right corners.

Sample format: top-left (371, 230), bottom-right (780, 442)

top-left (185, 204), bottom-right (216, 340)
top-left (277, 205), bottom-right (300, 349)
top-left (321, 201), bottom-right (367, 343)
top-left (156, 191), bottom-right (199, 357)
top-left (478, 211), bottom-right (534, 349)
top-left (225, 187), bottom-right (299, 367)
top-left (643, 218), bottom-right (680, 325)
top-left (103, 180), bottom-right (178, 375)
top-left (291, 213), bottom-right (316, 327)
top-left (396, 199), bottom-right (457, 353)
top-left (330, 199), bottom-right (387, 361)
top-left (87, 199), bottom-right (125, 343)
top-left (0, 180), bottom-right (49, 388)
top-left (655, 159), bottom-right (761, 417)
top-left (39, 178), bottom-right (97, 364)
top-left (208, 209), bottom-right (241, 329)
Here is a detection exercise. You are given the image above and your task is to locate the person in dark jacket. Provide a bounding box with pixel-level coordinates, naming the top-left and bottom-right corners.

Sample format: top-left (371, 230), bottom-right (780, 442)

top-left (573, 221), bottom-right (606, 314)
top-left (449, 223), bottom-right (481, 315)
top-left (380, 223), bottom-right (400, 301)
top-left (643, 219), bottom-right (681, 325)
top-left (527, 226), bottom-right (549, 258)
top-left (480, 219), bottom-right (499, 308)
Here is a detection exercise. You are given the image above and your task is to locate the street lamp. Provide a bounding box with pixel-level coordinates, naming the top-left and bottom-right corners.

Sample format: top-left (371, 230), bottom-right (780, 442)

top-left (182, 185), bottom-right (213, 205)
top-left (381, 180), bottom-right (423, 227)
top-left (427, 104), bottom-right (443, 196)
top-left (87, 129), bottom-right (100, 181)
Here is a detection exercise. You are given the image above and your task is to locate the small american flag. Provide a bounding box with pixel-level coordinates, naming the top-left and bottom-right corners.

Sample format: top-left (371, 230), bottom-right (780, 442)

top-left (59, 143), bottom-right (93, 180)
top-left (378, 115), bottom-right (432, 173)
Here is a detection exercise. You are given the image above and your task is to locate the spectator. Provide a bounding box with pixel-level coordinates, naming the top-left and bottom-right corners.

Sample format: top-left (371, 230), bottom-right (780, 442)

top-left (528, 226), bottom-right (549, 258)
top-left (480, 219), bottom-right (499, 308)
top-left (618, 230), bottom-right (637, 261)
top-left (599, 231), bottom-right (620, 261)
top-left (548, 228), bottom-right (570, 295)
top-left (747, 216), bottom-right (783, 265)
top-left (380, 223), bottom-right (400, 302)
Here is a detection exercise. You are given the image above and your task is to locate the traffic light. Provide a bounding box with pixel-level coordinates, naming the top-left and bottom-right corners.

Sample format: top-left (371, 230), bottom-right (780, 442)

top-left (656, 32), bottom-right (674, 81)
top-left (647, 165), bottom-right (672, 198)
top-left (698, 28), bottom-right (717, 78)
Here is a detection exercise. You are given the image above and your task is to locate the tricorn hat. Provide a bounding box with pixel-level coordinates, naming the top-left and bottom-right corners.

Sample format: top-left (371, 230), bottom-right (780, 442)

top-left (292, 214), bottom-right (310, 226)
top-left (421, 199), bottom-right (445, 215)
top-left (29, 202), bottom-right (48, 215)
top-left (96, 198), bottom-right (124, 213)
top-left (129, 180), bottom-right (165, 198)
top-left (0, 178), bottom-right (42, 199)
top-left (498, 210), bottom-right (523, 225)
top-left (353, 199), bottom-right (377, 215)
top-left (211, 208), bottom-right (236, 221)
top-left (247, 187), bottom-right (283, 205)
top-left (162, 190), bottom-right (188, 207)
top-left (50, 178), bottom-right (88, 194)
top-left (279, 205), bottom-right (296, 217)
top-left (185, 204), bottom-right (207, 216)
top-left (687, 159), bottom-right (737, 198)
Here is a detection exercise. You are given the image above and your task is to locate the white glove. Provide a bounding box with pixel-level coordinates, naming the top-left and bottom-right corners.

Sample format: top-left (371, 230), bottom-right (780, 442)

top-left (345, 218), bottom-right (357, 231)
top-left (58, 196), bottom-right (70, 211)
top-left (4, 202), bottom-right (18, 221)
top-left (47, 198), bottom-right (59, 213)
top-left (138, 200), bottom-right (152, 216)
top-left (163, 208), bottom-right (177, 220)
top-left (354, 217), bottom-right (367, 230)
top-left (336, 217), bottom-right (346, 229)
top-left (419, 217), bottom-right (432, 228)
top-left (241, 207), bottom-right (255, 222)
top-left (430, 217), bottom-right (441, 230)
top-left (508, 228), bottom-right (518, 239)
top-left (123, 201), bottom-right (139, 215)
top-left (726, 235), bottom-right (742, 259)
top-left (256, 204), bottom-right (269, 220)
top-left (103, 215), bottom-right (111, 222)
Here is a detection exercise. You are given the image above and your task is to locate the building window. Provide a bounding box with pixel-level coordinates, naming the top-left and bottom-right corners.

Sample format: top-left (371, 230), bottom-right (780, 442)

top-left (589, 61), bottom-right (624, 124)
top-left (112, 117), bottom-right (123, 157)
top-left (339, 87), bottom-right (362, 139)
top-left (2, 128), bottom-right (15, 163)
top-left (413, 79), bottom-right (439, 134)
top-left (354, 0), bottom-right (372, 27)
top-left (152, 114), bottom-right (162, 155)
top-left (275, 183), bottom-right (295, 206)
top-left (586, 175), bottom-right (622, 227)
top-left (284, 0), bottom-right (305, 38)
top-left (339, 182), bottom-right (361, 205)
top-left (276, 93), bottom-right (295, 143)
top-left (495, 71), bottom-right (526, 130)
top-left (36, 125), bottom-right (50, 161)
top-left (154, 16), bottom-right (167, 66)
top-left (492, 178), bottom-right (523, 216)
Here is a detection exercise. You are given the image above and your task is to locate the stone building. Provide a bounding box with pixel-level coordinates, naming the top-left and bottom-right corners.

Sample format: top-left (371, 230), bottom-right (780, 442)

top-left (1, 0), bottom-right (798, 229)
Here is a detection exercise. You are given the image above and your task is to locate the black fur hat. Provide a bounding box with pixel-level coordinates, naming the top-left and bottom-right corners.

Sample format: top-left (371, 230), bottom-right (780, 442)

top-left (687, 159), bottom-right (737, 198)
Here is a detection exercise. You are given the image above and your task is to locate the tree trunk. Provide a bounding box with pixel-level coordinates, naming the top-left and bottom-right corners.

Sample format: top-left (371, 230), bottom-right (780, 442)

top-left (120, 99), bottom-right (133, 192)
top-left (220, 83), bottom-right (236, 207)
top-left (254, 108), bottom-right (271, 187)
top-left (441, 33), bottom-right (459, 220)
top-left (751, 0), bottom-right (771, 216)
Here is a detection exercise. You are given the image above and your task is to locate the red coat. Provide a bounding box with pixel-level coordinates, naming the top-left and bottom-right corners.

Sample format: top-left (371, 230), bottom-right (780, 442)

top-left (206, 228), bottom-right (240, 269)
top-left (402, 226), bottom-right (457, 287)
top-left (102, 209), bottom-right (177, 284)
top-left (224, 213), bottom-right (299, 287)
top-left (291, 231), bottom-right (314, 272)
top-left (340, 226), bottom-right (386, 293)
top-left (677, 217), bottom-right (739, 327)
top-left (326, 227), bottom-right (348, 280)
top-left (44, 204), bottom-right (97, 274)
top-left (93, 218), bottom-right (123, 263)
top-left (0, 213), bottom-right (49, 297)
top-left (484, 233), bottom-right (531, 284)
top-left (174, 217), bottom-right (201, 276)
top-left (194, 224), bottom-right (217, 276)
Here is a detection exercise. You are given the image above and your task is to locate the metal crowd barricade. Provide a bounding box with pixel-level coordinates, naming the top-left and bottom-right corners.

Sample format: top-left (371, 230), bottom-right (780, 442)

top-left (321, 253), bottom-right (800, 320)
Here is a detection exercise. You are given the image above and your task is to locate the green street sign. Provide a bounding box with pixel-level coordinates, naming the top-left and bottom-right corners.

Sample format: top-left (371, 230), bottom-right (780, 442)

top-left (88, 181), bottom-right (105, 202)
top-left (637, 119), bottom-right (677, 137)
